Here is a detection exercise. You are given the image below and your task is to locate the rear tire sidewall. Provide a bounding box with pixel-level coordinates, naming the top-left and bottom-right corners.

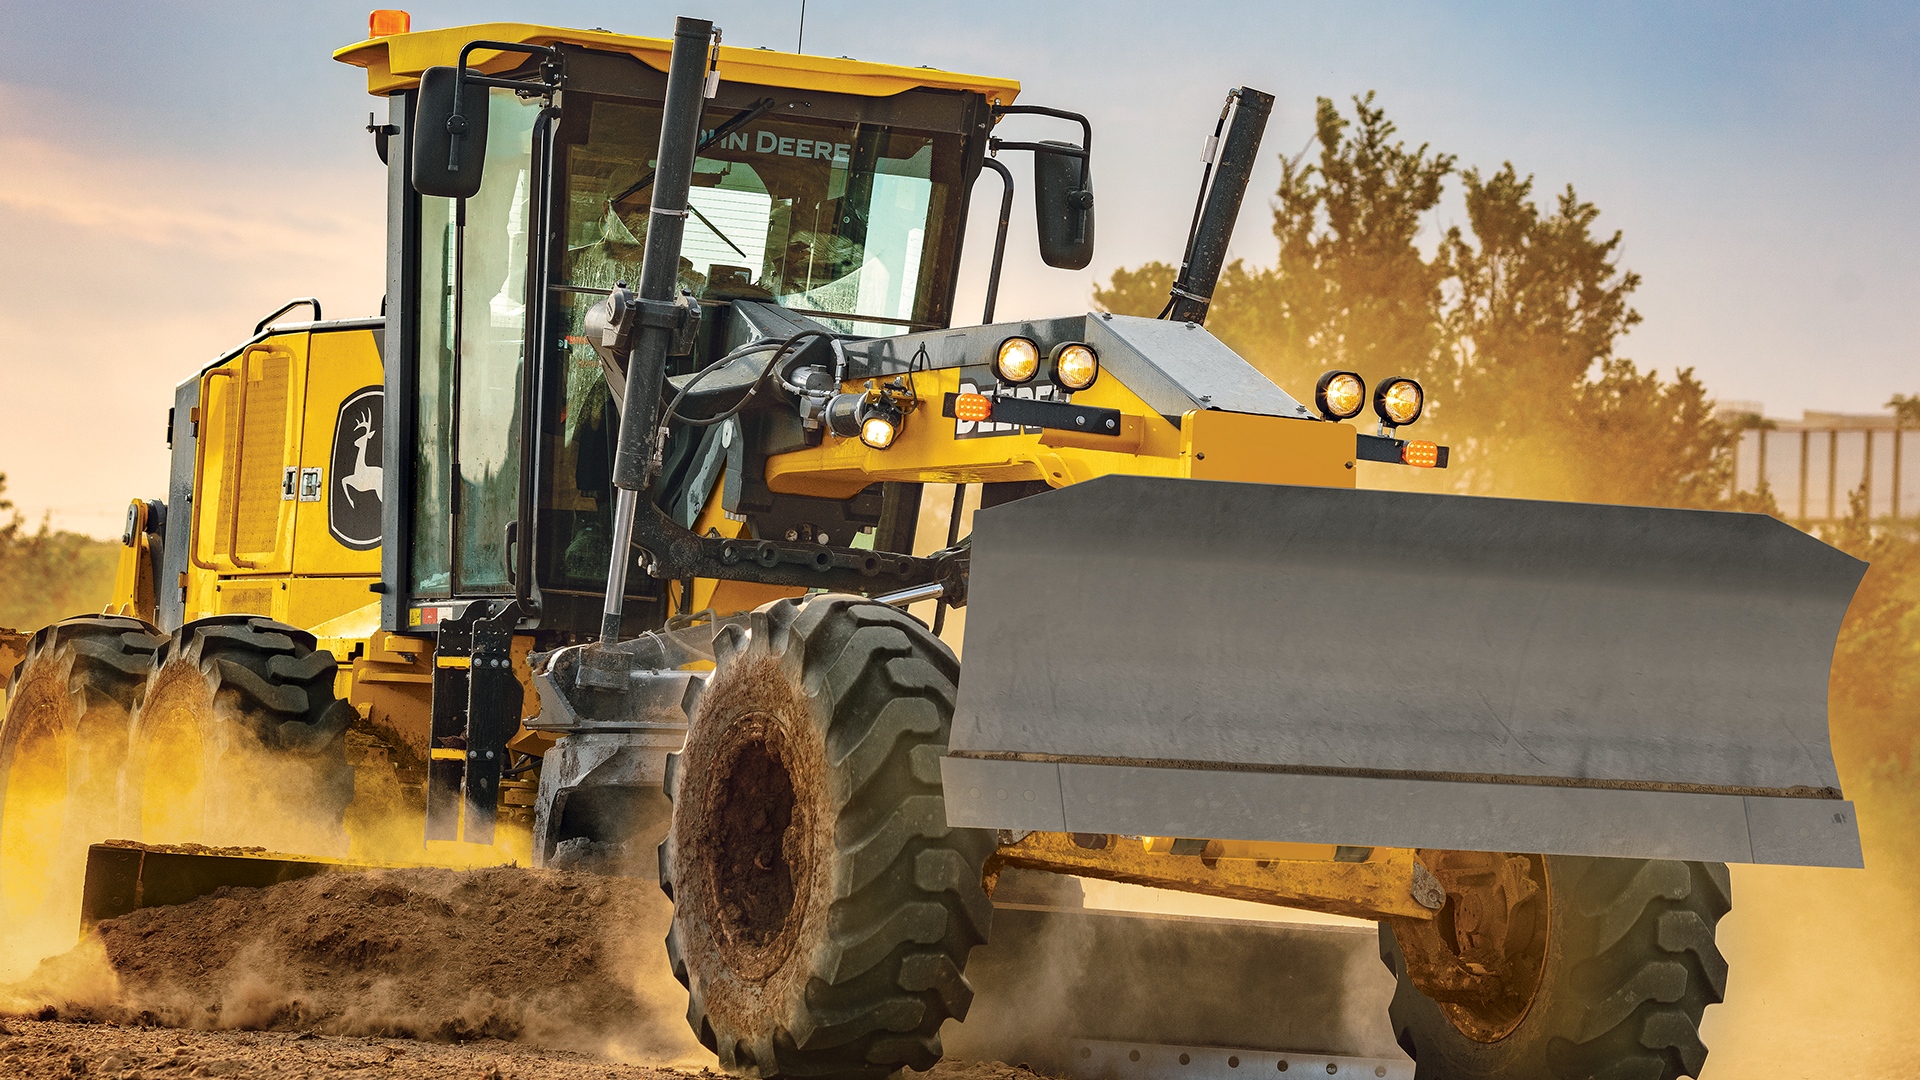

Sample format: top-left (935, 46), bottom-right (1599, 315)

top-left (1382, 854), bottom-right (1729, 1080)
top-left (123, 616), bottom-right (352, 853)
top-left (0, 616), bottom-right (162, 922)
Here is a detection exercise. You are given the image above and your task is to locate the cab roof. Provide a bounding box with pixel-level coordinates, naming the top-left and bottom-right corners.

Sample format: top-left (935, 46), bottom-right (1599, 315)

top-left (334, 22), bottom-right (1022, 104)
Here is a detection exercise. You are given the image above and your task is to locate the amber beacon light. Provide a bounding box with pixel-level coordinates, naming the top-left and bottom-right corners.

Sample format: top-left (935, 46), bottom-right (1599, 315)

top-left (368, 10), bottom-right (411, 37)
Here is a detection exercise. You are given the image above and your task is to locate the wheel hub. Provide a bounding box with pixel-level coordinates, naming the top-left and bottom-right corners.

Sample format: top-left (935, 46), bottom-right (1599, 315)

top-left (700, 715), bottom-right (812, 981)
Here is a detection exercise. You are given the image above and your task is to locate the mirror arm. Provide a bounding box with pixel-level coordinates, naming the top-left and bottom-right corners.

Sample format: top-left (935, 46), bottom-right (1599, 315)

top-left (988, 104), bottom-right (1095, 246)
top-left (446, 40), bottom-right (564, 172)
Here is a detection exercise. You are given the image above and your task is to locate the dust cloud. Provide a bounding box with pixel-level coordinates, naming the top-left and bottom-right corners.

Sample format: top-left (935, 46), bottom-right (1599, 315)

top-left (1697, 766), bottom-right (1920, 1077)
top-left (0, 865), bottom-right (710, 1065)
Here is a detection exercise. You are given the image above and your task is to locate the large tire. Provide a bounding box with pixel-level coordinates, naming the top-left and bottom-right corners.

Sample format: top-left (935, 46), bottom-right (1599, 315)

top-left (122, 615), bottom-right (354, 853)
top-left (660, 594), bottom-right (994, 1079)
top-left (1380, 855), bottom-right (1731, 1080)
top-left (0, 615), bottom-right (164, 924)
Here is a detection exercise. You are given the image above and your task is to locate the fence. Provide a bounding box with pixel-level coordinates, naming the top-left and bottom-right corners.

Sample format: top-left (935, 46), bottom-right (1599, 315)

top-left (1730, 420), bottom-right (1918, 523)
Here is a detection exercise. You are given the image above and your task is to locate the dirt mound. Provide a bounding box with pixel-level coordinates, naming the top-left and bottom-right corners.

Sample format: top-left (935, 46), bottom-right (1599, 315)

top-left (4, 865), bottom-right (706, 1060)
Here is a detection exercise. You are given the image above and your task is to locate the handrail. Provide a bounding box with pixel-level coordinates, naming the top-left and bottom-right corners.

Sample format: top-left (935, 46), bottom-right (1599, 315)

top-left (254, 297), bottom-right (321, 336)
top-left (187, 369), bottom-right (238, 572)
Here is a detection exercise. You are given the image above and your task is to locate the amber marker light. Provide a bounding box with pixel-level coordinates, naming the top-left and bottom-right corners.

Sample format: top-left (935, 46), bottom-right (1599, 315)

top-left (368, 9), bottom-right (411, 37)
top-left (1052, 342), bottom-right (1100, 391)
top-left (953, 394), bottom-right (994, 423)
top-left (1314, 370), bottom-right (1366, 421)
top-left (995, 337), bottom-right (1041, 384)
top-left (1401, 441), bottom-right (1440, 468)
top-left (1374, 376), bottom-right (1425, 427)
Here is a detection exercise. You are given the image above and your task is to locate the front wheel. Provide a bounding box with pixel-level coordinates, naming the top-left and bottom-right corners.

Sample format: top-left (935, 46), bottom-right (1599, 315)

top-left (660, 595), bottom-right (994, 1079)
top-left (1380, 854), bottom-right (1730, 1079)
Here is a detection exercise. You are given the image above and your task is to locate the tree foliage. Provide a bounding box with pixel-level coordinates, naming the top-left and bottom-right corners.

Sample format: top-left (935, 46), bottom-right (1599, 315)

top-left (0, 474), bottom-right (119, 632)
top-left (1095, 93), bottom-right (1755, 510)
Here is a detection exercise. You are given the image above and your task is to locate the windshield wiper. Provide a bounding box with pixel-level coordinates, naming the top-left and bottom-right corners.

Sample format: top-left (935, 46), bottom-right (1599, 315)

top-left (611, 96), bottom-right (776, 209)
top-left (686, 202), bottom-right (749, 259)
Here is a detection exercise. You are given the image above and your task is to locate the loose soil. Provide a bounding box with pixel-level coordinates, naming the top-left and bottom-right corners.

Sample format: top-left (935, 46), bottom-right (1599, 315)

top-left (0, 864), bottom-right (1059, 1080)
top-left (0, 865), bottom-right (707, 1064)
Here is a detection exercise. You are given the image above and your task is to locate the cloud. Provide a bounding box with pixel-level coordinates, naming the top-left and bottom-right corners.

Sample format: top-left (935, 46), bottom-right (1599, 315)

top-left (0, 98), bottom-right (384, 538)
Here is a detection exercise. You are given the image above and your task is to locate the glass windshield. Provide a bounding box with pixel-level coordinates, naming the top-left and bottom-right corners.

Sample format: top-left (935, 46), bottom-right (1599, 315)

top-left (556, 96), bottom-right (965, 335)
top-left (535, 93), bottom-right (967, 593)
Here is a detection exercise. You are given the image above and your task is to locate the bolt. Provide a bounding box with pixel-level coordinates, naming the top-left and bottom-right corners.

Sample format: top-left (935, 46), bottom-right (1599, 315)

top-left (485, 750), bottom-right (495, 760)
top-left (1075, 415), bottom-right (1086, 427)
top-left (786, 529), bottom-right (799, 541)
top-left (1326, 1065), bottom-right (1338, 1075)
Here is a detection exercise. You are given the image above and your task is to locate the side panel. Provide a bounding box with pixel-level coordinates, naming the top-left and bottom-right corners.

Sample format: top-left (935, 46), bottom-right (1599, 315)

top-left (293, 328), bottom-right (385, 577)
top-left (188, 332), bottom-right (311, 582)
top-left (159, 379), bottom-right (200, 631)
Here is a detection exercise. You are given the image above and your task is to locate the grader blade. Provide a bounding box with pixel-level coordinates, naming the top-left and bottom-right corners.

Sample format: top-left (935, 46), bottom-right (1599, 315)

top-left (942, 474), bottom-right (1867, 868)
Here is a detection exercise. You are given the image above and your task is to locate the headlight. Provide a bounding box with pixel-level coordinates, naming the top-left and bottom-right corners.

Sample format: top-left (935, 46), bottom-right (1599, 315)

top-left (1052, 342), bottom-right (1099, 391)
top-left (1314, 370), bottom-right (1366, 421)
top-left (860, 414), bottom-right (898, 449)
top-left (1374, 377), bottom-right (1424, 427)
top-left (825, 393), bottom-right (904, 448)
top-left (995, 337), bottom-right (1041, 384)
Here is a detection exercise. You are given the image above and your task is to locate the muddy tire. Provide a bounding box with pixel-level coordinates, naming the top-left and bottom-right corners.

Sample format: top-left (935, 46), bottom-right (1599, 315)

top-left (122, 616), bottom-right (354, 852)
top-left (1380, 856), bottom-right (1731, 1079)
top-left (660, 594), bottom-right (994, 1079)
top-left (0, 615), bottom-right (164, 922)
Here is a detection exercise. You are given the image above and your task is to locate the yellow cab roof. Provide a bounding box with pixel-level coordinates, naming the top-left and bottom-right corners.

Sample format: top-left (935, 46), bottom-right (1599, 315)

top-left (334, 22), bottom-right (1022, 104)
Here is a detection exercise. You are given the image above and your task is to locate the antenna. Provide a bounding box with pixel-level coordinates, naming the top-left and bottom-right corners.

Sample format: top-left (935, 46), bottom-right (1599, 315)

top-left (797, 0), bottom-right (806, 52)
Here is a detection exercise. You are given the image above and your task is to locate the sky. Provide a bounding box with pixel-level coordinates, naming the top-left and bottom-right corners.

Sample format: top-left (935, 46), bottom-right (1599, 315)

top-left (2, 0), bottom-right (1916, 537)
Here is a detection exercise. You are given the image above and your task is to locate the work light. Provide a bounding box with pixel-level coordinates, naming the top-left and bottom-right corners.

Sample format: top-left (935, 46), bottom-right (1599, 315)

top-left (1314, 370), bottom-right (1366, 421)
top-left (859, 399), bottom-right (903, 449)
top-left (1052, 343), bottom-right (1100, 391)
top-left (1374, 377), bottom-right (1424, 427)
top-left (995, 337), bottom-right (1041, 384)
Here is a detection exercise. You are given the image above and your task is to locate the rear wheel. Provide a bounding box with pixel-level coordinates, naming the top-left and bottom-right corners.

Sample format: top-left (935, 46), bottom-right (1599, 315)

top-left (1380, 854), bottom-right (1730, 1079)
top-left (0, 615), bottom-right (163, 928)
top-left (122, 616), bottom-right (354, 853)
top-left (660, 594), bottom-right (994, 1079)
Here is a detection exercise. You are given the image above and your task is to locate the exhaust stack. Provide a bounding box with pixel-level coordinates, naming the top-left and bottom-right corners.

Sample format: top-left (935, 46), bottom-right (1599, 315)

top-left (1165, 87), bottom-right (1273, 325)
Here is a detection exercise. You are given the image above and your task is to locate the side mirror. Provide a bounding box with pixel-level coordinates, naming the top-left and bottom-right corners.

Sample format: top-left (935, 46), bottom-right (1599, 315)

top-left (412, 66), bottom-right (490, 199)
top-left (1033, 141), bottom-right (1094, 270)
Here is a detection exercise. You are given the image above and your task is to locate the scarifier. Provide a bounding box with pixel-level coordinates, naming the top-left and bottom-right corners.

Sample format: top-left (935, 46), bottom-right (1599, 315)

top-left (0, 10), bottom-right (1866, 1080)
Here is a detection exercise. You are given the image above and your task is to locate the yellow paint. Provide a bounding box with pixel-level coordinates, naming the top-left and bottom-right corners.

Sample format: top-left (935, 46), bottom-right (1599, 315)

top-left (435, 656), bottom-right (473, 669)
top-left (334, 23), bottom-right (1021, 103)
top-left (428, 749), bottom-right (467, 761)
top-left (109, 500), bottom-right (157, 624)
top-left (1181, 409), bottom-right (1359, 488)
top-left (181, 325), bottom-right (385, 630)
top-left (763, 365), bottom-right (1359, 498)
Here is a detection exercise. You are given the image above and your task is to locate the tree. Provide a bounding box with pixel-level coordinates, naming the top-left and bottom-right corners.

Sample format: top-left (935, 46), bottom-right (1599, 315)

top-left (1096, 94), bottom-right (1755, 512)
top-left (0, 474), bottom-right (120, 631)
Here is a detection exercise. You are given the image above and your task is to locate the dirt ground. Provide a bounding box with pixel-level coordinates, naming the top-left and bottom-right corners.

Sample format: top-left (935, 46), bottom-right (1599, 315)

top-left (0, 1018), bottom-right (1049, 1080)
top-left (0, 863), bottom-right (1061, 1080)
top-left (0, 1019), bottom-right (696, 1079)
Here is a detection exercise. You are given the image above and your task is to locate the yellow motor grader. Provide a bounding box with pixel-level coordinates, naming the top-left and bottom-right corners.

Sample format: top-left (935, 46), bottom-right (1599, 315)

top-left (0, 11), bottom-right (1869, 1080)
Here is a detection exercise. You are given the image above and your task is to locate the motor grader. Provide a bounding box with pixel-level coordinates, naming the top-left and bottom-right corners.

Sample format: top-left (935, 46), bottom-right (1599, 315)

top-left (0, 11), bottom-right (1870, 1080)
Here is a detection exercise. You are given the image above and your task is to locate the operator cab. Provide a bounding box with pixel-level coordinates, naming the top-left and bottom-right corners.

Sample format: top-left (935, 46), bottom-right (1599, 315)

top-left (338, 24), bottom-right (1020, 637)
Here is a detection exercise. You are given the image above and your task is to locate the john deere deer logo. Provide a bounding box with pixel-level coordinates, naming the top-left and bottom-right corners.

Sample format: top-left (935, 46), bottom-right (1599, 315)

top-left (341, 410), bottom-right (383, 508)
top-left (328, 386), bottom-right (383, 550)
